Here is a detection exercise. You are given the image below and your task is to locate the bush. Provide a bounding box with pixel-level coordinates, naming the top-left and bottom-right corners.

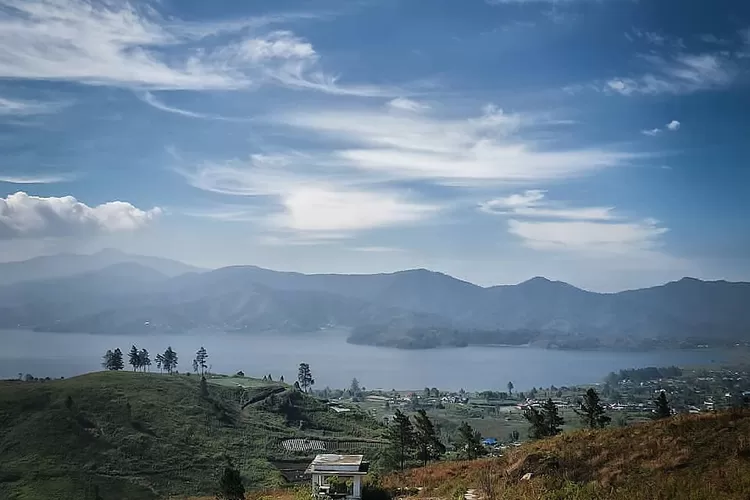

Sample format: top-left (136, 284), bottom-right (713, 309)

top-left (362, 483), bottom-right (392, 500)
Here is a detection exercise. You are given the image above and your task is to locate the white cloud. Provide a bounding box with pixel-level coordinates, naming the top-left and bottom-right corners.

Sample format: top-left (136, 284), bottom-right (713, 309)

top-left (137, 91), bottom-right (253, 121)
top-left (641, 128), bottom-right (662, 136)
top-left (388, 98), bottom-right (430, 112)
top-left (237, 30), bottom-right (316, 61)
top-left (606, 52), bottom-right (737, 96)
top-left (0, 173), bottom-right (74, 184)
top-left (0, 96), bottom-right (67, 115)
top-left (271, 187), bottom-right (439, 232)
top-left (275, 105), bottom-right (636, 187)
top-left (0, 191), bottom-right (161, 239)
top-left (640, 119), bottom-right (680, 137)
top-left (0, 0), bottom-right (395, 96)
top-left (176, 153), bottom-right (440, 234)
top-left (507, 218), bottom-right (668, 255)
top-left (480, 189), bottom-right (617, 221)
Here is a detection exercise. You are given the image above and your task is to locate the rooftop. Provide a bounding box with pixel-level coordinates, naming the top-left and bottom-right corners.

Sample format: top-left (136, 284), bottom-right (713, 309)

top-left (306, 454), bottom-right (369, 474)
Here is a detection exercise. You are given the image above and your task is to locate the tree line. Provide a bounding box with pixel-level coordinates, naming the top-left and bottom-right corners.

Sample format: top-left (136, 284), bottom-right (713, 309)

top-left (102, 345), bottom-right (216, 376)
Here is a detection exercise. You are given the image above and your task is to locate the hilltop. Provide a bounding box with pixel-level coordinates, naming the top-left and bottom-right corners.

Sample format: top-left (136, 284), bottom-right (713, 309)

top-left (0, 371), bottom-right (385, 500)
top-left (383, 410), bottom-right (750, 500)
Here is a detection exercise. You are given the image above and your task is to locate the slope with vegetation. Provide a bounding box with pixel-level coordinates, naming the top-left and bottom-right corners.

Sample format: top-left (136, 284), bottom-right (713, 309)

top-left (384, 410), bottom-right (750, 499)
top-left (0, 371), bottom-right (384, 500)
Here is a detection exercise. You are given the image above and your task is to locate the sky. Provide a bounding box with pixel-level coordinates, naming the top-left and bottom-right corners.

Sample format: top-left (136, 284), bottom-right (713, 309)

top-left (0, 0), bottom-right (749, 292)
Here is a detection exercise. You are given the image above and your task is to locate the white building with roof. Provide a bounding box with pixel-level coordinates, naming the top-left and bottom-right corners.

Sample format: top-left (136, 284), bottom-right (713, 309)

top-left (306, 454), bottom-right (369, 500)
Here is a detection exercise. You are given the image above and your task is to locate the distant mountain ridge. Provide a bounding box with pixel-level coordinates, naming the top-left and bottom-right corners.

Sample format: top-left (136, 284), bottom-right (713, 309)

top-left (1, 252), bottom-right (749, 349)
top-left (0, 249), bottom-right (203, 285)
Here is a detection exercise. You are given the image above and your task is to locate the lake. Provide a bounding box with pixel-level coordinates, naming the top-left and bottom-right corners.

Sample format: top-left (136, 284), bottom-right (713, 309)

top-left (0, 329), bottom-right (731, 391)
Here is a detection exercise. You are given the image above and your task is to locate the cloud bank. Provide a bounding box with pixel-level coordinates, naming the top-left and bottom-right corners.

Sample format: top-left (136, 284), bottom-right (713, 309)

top-left (0, 191), bottom-right (161, 239)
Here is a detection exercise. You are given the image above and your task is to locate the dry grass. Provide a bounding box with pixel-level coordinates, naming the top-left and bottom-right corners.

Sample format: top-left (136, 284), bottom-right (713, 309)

top-left (384, 411), bottom-right (750, 500)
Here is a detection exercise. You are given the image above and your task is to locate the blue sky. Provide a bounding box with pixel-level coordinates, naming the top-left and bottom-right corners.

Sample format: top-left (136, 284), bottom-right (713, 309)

top-left (0, 0), bottom-right (749, 291)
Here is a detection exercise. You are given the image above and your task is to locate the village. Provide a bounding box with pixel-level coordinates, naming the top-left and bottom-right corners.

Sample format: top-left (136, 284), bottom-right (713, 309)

top-left (319, 364), bottom-right (750, 451)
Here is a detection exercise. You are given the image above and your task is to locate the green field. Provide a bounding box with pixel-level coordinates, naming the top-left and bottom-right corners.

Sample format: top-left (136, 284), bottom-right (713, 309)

top-left (0, 371), bottom-right (385, 500)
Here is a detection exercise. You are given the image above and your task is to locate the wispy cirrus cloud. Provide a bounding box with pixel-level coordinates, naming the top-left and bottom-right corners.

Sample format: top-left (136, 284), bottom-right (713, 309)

top-left (479, 189), bottom-right (617, 221)
top-left (0, 95), bottom-right (69, 116)
top-left (274, 104), bottom-right (638, 187)
top-left (137, 91), bottom-right (255, 121)
top-left (0, 191), bottom-right (160, 239)
top-left (176, 153), bottom-right (441, 235)
top-left (606, 52), bottom-right (738, 96)
top-left (479, 189), bottom-right (669, 257)
top-left (0, 172), bottom-right (75, 184)
top-left (387, 97), bottom-right (430, 112)
top-left (176, 103), bottom-right (640, 241)
top-left (0, 0), bottom-right (400, 96)
top-left (507, 218), bottom-right (668, 255)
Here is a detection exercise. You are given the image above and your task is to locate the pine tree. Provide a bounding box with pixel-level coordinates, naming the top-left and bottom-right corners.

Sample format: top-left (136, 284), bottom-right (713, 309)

top-left (297, 363), bottom-right (314, 393)
top-left (524, 399), bottom-right (565, 439)
top-left (653, 391), bottom-right (671, 419)
top-left (162, 347), bottom-right (178, 374)
top-left (386, 409), bottom-right (416, 470)
top-left (102, 350), bottom-right (114, 370)
top-left (128, 345), bottom-right (140, 372)
top-left (456, 421), bottom-right (484, 459)
top-left (155, 353), bottom-right (165, 373)
top-left (413, 409), bottom-right (445, 465)
top-left (541, 398), bottom-right (565, 436)
top-left (217, 462), bottom-right (245, 500)
top-left (194, 346), bottom-right (208, 375)
top-left (112, 348), bottom-right (124, 370)
top-left (523, 405), bottom-right (546, 439)
top-left (138, 349), bottom-right (151, 372)
top-left (575, 388), bottom-right (611, 429)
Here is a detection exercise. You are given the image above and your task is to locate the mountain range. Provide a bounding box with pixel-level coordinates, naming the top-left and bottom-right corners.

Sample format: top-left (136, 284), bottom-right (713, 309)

top-left (1, 250), bottom-right (748, 350)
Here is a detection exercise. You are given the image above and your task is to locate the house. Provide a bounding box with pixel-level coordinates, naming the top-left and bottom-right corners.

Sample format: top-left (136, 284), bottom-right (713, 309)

top-left (482, 438), bottom-right (498, 446)
top-left (306, 454), bottom-right (369, 500)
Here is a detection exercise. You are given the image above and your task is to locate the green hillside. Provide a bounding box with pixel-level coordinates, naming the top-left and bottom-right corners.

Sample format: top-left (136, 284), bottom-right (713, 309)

top-left (384, 410), bottom-right (750, 500)
top-left (0, 372), bottom-right (384, 500)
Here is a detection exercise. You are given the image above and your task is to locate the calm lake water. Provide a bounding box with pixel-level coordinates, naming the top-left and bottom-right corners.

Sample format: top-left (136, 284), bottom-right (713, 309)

top-left (0, 329), bottom-right (731, 391)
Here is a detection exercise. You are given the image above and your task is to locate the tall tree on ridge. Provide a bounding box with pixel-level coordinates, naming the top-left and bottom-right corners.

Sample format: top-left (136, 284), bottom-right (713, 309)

top-left (575, 388), bottom-right (611, 429)
top-left (456, 421), bottom-right (484, 460)
top-left (653, 391), bottom-right (672, 419)
top-left (413, 409), bottom-right (445, 466)
top-left (386, 409), bottom-right (416, 471)
top-left (128, 345), bottom-right (140, 372)
top-left (195, 346), bottom-right (208, 375)
top-left (111, 348), bottom-right (124, 371)
top-left (138, 349), bottom-right (151, 372)
top-left (297, 363), bottom-right (314, 393)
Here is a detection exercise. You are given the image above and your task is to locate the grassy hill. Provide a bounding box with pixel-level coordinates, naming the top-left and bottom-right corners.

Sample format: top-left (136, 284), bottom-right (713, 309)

top-left (0, 371), bottom-right (385, 500)
top-left (383, 410), bottom-right (750, 500)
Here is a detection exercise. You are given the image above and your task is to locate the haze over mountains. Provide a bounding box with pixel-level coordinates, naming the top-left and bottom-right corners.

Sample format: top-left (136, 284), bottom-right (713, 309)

top-left (1, 250), bottom-right (748, 350)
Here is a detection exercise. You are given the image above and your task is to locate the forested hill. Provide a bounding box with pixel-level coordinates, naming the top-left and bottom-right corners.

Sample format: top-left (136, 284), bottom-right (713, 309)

top-left (0, 371), bottom-right (384, 500)
top-left (1, 251), bottom-right (750, 348)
